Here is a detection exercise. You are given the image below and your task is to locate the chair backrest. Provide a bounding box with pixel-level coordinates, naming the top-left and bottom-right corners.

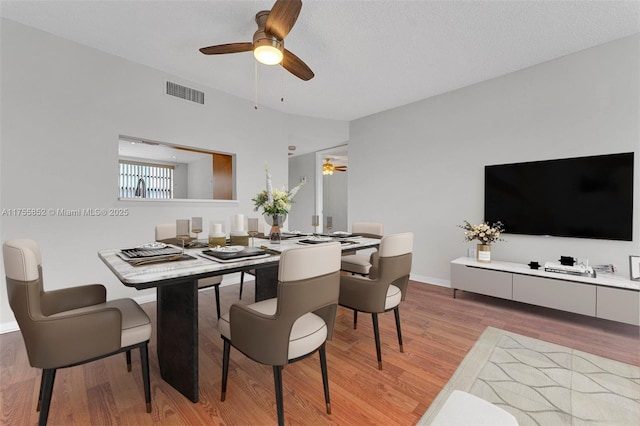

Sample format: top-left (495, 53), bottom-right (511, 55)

top-left (277, 243), bottom-right (342, 331)
top-left (3, 239), bottom-right (46, 324)
top-left (3, 239), bottom-right (121, 369)
top-left (4, 240), bottom-right (70, 367)
top-left (378, 232), bottom-right (413, 258)
top-left (229, 242), bottom-right (342, 365)
top-left (352, 222), bottom-right (384, 238)
top-left (155, 223), bottom-right (176, 240)
top-left (368, 232), bottom-right (414, 306)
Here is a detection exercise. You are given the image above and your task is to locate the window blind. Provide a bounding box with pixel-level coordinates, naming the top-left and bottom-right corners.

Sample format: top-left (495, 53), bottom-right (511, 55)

top-left (119, 161), bottom-right (173, 199)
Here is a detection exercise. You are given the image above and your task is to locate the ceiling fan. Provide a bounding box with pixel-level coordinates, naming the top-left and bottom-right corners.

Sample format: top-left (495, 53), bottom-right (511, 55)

top-left (322, 158), bottom-right (347, 175)
top-left (199, 0), bottom-right (314, 81)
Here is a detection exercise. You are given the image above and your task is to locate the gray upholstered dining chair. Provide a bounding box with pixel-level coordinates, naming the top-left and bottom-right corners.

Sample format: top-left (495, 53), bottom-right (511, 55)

top-left (218, 242), bottom-right (342, 426)
top-left (339, 232), bottom-right (413, 370)
top-left (3, 239), bottom-right (152, 426)
top-left (340, 222), bottom-right (384, 275)
top-left (155, 223), bottom-right (225, 318)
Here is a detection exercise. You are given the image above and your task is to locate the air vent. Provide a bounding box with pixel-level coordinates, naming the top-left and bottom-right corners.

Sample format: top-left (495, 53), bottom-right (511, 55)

top-left (166, 81), bottom-right (204, 104)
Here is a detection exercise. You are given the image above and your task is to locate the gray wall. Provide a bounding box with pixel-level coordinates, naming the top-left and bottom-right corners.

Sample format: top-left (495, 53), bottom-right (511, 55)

top-left (322, 171), bottom-right (348, 233)
top-left (349, 34), bottom-right (640, 285)
top-left (288, 153), bottom-right (349, 233)
top-left (288, 152), bottom-right (316, 233)
top-left (0, 19), bottom-right (349, 329)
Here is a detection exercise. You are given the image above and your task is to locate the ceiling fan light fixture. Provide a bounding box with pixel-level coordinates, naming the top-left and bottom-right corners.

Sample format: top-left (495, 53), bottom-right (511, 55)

top-left (322, 159), bottom-right (335, 175)
top-left (253, 36), bottom-right (284, 65)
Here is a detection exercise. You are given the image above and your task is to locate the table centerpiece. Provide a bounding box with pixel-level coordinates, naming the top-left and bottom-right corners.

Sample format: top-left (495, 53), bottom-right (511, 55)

top-left (252, 166), bottom-right (304, 243)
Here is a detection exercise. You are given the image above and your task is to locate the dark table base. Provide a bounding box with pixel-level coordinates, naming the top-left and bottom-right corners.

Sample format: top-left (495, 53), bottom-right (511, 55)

top-left (254, 265), bottom-right (279, 301)
top-left (157, 280), bottom-right (199, 402)
top-left (153, 264), bottom-right (279, 403)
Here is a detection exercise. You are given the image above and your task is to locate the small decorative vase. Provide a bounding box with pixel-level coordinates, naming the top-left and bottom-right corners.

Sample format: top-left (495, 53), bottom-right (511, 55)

top-left (264, 214), bottom-right (286, 244)
top-left (477, 244), bottom-right (491, 263)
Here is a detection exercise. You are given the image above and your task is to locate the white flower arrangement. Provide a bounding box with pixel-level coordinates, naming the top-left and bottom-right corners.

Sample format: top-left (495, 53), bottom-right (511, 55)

top-left (459, 220), bottom-right (505, 245)
top-left (252, 166), bottom-right (304, 216)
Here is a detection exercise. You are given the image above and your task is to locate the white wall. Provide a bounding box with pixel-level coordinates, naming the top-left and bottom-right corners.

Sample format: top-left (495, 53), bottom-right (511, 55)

top-left (288, 152), bottom-right (316, 233)
top-left (0, 19), bottom-right (349, 329)
top-left (323, 171), bottom-right (348, 232)
top-left (187, 156), bottom-right (213, 199)
top-left (174, 163), bottom-right (189, 198)
top-left (349, 34), bottom-right (640, 286)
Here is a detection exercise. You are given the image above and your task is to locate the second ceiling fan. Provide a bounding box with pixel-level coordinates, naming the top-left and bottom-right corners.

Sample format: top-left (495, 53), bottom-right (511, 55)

top-left (199, 0), bottom-right (314, 81)
top-left (323, 158), bottom-right (347, 175)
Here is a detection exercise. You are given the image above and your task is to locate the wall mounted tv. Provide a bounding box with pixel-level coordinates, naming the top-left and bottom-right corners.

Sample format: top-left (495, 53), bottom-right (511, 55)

top-left (484, 152), bottom-right (634, 241)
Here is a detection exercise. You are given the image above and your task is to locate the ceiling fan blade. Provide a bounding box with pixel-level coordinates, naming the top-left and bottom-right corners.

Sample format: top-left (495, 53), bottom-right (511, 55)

top-left (334, 166), bottom-right (347, 171)
top-left (266, 0), bottom-right (302, 40)
top-left (199, 42), bottom-right (253, 55)
top-left (282, 49), bottom-right (314, 81)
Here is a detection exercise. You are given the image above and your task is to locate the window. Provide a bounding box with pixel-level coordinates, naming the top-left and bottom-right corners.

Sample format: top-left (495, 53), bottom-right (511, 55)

top-left (118, 135), bottom-right (236, 201)
top-left (119, 161), bottom-right (173, 199)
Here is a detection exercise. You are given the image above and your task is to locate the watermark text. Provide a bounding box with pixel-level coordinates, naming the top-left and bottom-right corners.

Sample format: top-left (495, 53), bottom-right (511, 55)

top-left (1, 208), bottom-right (129, 217)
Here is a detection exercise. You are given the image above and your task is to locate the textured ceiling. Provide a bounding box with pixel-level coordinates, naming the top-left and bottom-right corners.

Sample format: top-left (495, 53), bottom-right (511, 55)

top-left (1, 0), bottom-right (639, 121)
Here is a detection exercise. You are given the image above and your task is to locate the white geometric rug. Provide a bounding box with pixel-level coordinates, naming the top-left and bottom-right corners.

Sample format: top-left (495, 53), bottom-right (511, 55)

top-left (418, 327), bottom-right (639, 425)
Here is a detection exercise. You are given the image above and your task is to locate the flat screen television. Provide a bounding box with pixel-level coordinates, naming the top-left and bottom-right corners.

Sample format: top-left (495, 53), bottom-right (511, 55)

top-left (484, 152), bottom-right (634, 241)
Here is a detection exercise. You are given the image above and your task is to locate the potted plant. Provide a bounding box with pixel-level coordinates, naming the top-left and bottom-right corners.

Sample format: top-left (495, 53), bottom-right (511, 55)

top-left (459, 220), bottom-right (505, 263)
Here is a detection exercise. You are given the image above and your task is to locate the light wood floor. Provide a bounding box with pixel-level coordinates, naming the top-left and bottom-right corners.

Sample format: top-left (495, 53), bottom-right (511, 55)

top-left (1, 281), bottom-right (638, 425)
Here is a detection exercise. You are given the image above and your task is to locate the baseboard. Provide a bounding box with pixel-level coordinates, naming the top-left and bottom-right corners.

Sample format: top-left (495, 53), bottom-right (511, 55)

top-left (0, 321), bottom-right (19, 334)
top-left (410, 273), bottom-right (451, 288)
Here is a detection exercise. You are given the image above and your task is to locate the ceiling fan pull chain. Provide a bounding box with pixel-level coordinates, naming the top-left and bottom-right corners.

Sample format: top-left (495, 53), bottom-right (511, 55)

top-left (254, 60), bottom-right (259, 110)
top-left (281, 66), bottom-right (285, 103)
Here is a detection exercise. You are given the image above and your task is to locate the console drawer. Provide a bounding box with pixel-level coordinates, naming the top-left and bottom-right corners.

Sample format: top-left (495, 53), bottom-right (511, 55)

top-left (597, 286), bottom-right (640, 325)
top-left (451, 264), bottom-right (512, 299)
top-left (513, 274), bottom-right (596, 316)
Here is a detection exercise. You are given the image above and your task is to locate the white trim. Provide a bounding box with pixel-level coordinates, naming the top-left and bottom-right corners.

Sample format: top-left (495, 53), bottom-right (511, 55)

top-left (0, 321), bottom-right (19, 334)
top-left (410, 273), bottom-right (451, 288)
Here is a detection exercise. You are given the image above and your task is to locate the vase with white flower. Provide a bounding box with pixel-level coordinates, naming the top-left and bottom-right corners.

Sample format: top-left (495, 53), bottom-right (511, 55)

top-left (252, 166), bottom-right (304, 243)
top-left (458, 220), bottom-right (505, 263)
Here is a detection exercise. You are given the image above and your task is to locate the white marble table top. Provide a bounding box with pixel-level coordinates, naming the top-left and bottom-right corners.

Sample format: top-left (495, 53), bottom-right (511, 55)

top-left (99, 237), bottom-right (380, 287)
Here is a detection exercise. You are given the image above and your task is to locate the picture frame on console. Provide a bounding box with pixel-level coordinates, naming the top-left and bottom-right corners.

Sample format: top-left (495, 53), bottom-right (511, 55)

top-left (630, 256), bottom-right (640, 281)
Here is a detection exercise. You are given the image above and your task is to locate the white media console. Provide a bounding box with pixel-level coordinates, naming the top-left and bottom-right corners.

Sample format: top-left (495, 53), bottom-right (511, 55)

top-left (451, 257), bottom-right (640, 326)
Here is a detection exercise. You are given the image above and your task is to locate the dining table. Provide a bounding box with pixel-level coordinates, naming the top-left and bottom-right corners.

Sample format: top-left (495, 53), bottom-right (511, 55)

top-left (98, 235), bottom-right (381, 403)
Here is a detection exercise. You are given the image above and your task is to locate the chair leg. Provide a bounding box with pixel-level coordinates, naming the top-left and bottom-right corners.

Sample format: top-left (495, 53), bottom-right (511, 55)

top-left (319, 344), bottom-right (331, 414)
top-left (37, 370), bottom-right (44, 411)
top-left (273, 365), bottom-right (285, 426)
top-left (140, 343), bottom-right (152, 413)
top-left (221, 339), bottom-right (230, 401)
top-left (214, 284), bottom-right (221, 319)
top-left (38, 368), bottom-right (56, 426)
top-left (126, 350), bottom-right (132, 372)
top-left (353, 310), bottom-right (358, 329)
top-left (371, 313), bottom-right (383, 370)
top-left (393, 306), bottom-right (404, 353)
top-left (239, 272), bottom-right (245, 299)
